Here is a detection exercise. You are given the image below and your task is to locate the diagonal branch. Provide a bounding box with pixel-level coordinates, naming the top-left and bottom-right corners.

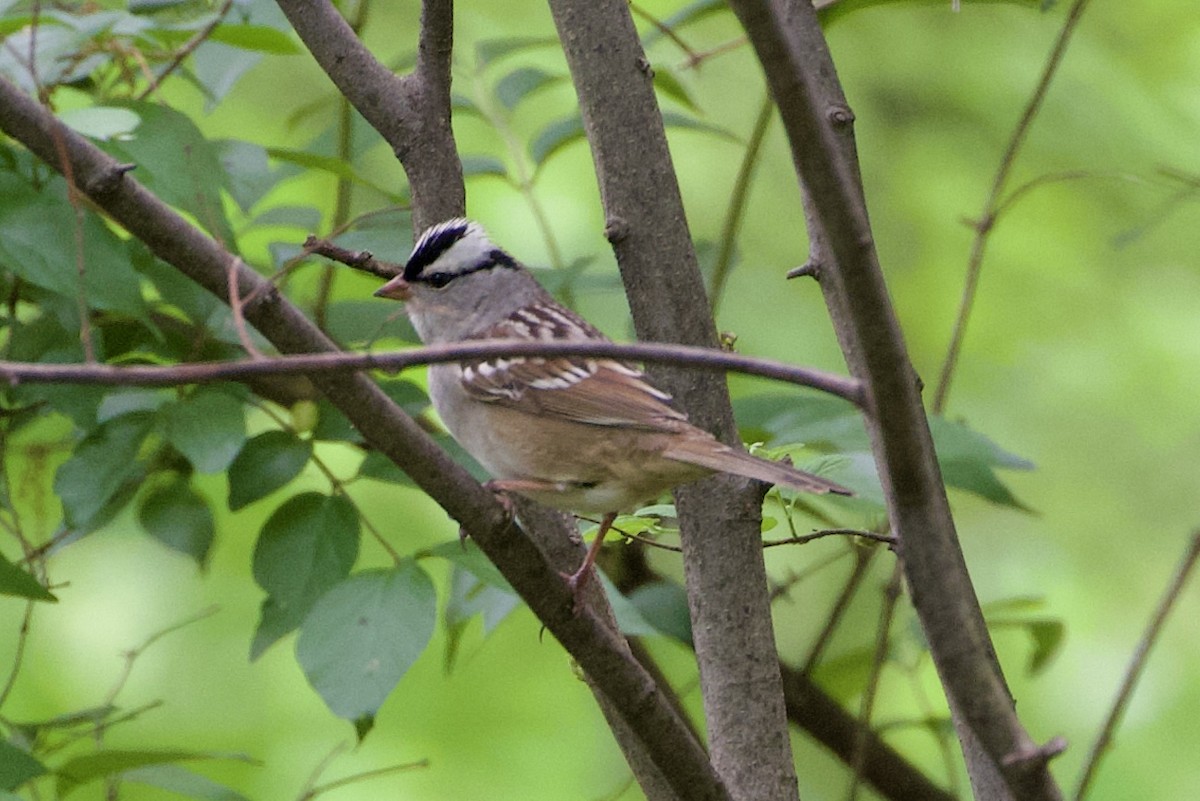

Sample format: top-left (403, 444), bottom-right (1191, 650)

top-left (724, 1), bottom-right (1062, 799)
top-left (0, 73), bottom-right (729, 801)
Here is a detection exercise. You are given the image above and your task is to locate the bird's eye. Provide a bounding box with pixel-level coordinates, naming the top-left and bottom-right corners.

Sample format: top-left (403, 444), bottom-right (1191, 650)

top-left (425, 272), bottom-right (454, 289)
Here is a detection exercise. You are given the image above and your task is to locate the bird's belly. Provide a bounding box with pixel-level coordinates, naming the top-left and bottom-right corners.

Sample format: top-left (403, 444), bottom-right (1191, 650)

top-left (430, 368), bottom-right (705, 513)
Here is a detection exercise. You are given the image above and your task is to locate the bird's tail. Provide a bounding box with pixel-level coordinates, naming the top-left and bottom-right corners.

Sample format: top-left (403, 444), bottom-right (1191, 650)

top-left (662, 438), bottom-right (852, 496)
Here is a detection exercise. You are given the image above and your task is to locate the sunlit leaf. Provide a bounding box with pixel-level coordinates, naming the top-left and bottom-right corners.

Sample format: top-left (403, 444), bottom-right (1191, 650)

top-left (227, 430), bottom-right (312, 511)
top-left (209, 24), bottom-right (299, 55)
top-left (662, 111), bottom-right (739, 142)
top-left (296, 563), bottom-right (437, 723)
top-left (57, 106), bottom-right (141, 141)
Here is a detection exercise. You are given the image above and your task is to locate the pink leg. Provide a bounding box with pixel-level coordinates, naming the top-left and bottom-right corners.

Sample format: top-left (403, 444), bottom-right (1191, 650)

top-left (564, 511), bottom-right (618, 597)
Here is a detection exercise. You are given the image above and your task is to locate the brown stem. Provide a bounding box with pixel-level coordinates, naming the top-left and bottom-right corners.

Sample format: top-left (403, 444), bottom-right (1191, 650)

top-left (725, 1), bottom-right (1061, 797)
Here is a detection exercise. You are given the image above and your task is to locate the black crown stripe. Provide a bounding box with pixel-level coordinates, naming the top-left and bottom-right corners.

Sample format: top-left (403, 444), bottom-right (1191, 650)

top-left (404, 219), bottom-right (471, 281)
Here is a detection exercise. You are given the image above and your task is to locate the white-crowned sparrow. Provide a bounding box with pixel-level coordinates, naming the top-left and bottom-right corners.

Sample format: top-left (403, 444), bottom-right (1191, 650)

top-left (375, 218), bottom-right (851, 588)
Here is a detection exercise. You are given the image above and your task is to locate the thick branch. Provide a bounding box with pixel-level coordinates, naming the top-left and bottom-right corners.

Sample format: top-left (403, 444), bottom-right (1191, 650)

top-left (0, 75), bottom-right (728, 801)
top-left (274, 0), bottom-right (462, 229)
top-left (545, 2), bottom-right (801, 799)
top-left (725, 1), bottom-right (1061, 799)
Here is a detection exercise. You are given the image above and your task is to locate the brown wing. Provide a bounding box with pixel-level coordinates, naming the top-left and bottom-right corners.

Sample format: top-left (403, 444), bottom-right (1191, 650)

top-left (459, 303), bottom-right (690, 432)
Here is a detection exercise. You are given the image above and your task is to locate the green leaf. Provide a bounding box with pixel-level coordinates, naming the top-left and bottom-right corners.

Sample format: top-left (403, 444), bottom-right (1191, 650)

top-left (56, 750), bottom-right (204, 797)
top-left (461, 155), bottom-right (508, 179)
top-left (227, 430), bottom-right (312, 511)
top-left (811, 646), bottom-right (877, 703)
top-left (189, 42), bottom-right (263, 110)
top-left (0, 739), bottom-right (46, 790)
top-left (443, 564), bottom-right (519, 672)
top-left (426, 540), bottom-right (511, 593)
top-left (296, 563), bottom-right (437, 722)
top-left (627, 581), bottom-right (692, 644)
top-left (495, 67), bottom-right (562, 110)
top-left (54, 413), bottom-right (154, 529)
top-left (475, 36), bottom-right (558, 67)
top-left (529, 116), bottom-right (585, 167)
top-left (0, 551), bottom-right (56, 602)
top-left (208, 23), bottom-right (299, 54)
top-left (139, 477), bottom-right (215, 565)
top-left (928, 416), bottom-right (1034, 510)
top-left (161, 388), bottom-right (246, 474)
top-left (122, 763), bottom-right (249, 801)
top-left (653, 69), bottom-right (699, 112)
top-left (265, 148), bottom-right (391, 195)
top-left (985, 596), bottom-right (1065, 675)
top-left (662, 111), bottom-right (739, 142)
top-left (355, 450), bottom-right (414, 486)
top-left (643, 0), bottom-right (726, 46)
top-left (250, 493), bottom-right (360, 657)
top-left (0, 175), bottom-right (148, 319)
top-left (101, 103), bottom-right (236, 245)
top-left (57, 106), bottom-right (141, 141)
top-left (216, 139), bottom-right (282, 212)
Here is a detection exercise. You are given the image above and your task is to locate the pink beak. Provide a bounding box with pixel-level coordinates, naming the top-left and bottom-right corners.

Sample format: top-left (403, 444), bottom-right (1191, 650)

top-left (374, 275), bottom-right (411, 301)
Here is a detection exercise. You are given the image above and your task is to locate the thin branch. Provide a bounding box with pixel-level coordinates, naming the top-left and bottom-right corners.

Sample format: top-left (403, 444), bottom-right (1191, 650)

top-left (780, 663), bottom-right (957, 801)
top-left (766, 528), bottom-right (895, 549)
top-left (710, 93), bottom-right (774, 316)
top-left (1073, 530), bottom-right (1200, 800)
top-left (848, 560), bottom-right (904, 801)
top-left (931, 0), bottom-right (1093, 414)
top-left (800, 544), bottom-right (878, 675)
top-left (0, 340), bottom-right (865, 405)
top-left (136, 0), bottom-right (235, 101)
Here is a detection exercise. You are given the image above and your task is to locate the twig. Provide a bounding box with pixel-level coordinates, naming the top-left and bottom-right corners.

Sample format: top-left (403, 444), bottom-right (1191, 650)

top-left (932, 0), bottom-right (1093, 414)
top-left (0, 339), bottom-right (866, 406)
top-left (801, 545), bottom-right (878, 675)
top-left (710, 93), bottom-right (774, 316)
top-left (765, 528), bottom-right (895, 549)
top-left (1073, 530), bottom-right (1200, 800)
top-left (136, 0), bottom-right (235, 101)
top-left (303, 236), bottom-right (403, 280)
top-left (302, 760), bottom-right (429, 799)
top-left (848, 559), bottom-right (904, 801)
top-left (630, 2), bottom-right (701, 65)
